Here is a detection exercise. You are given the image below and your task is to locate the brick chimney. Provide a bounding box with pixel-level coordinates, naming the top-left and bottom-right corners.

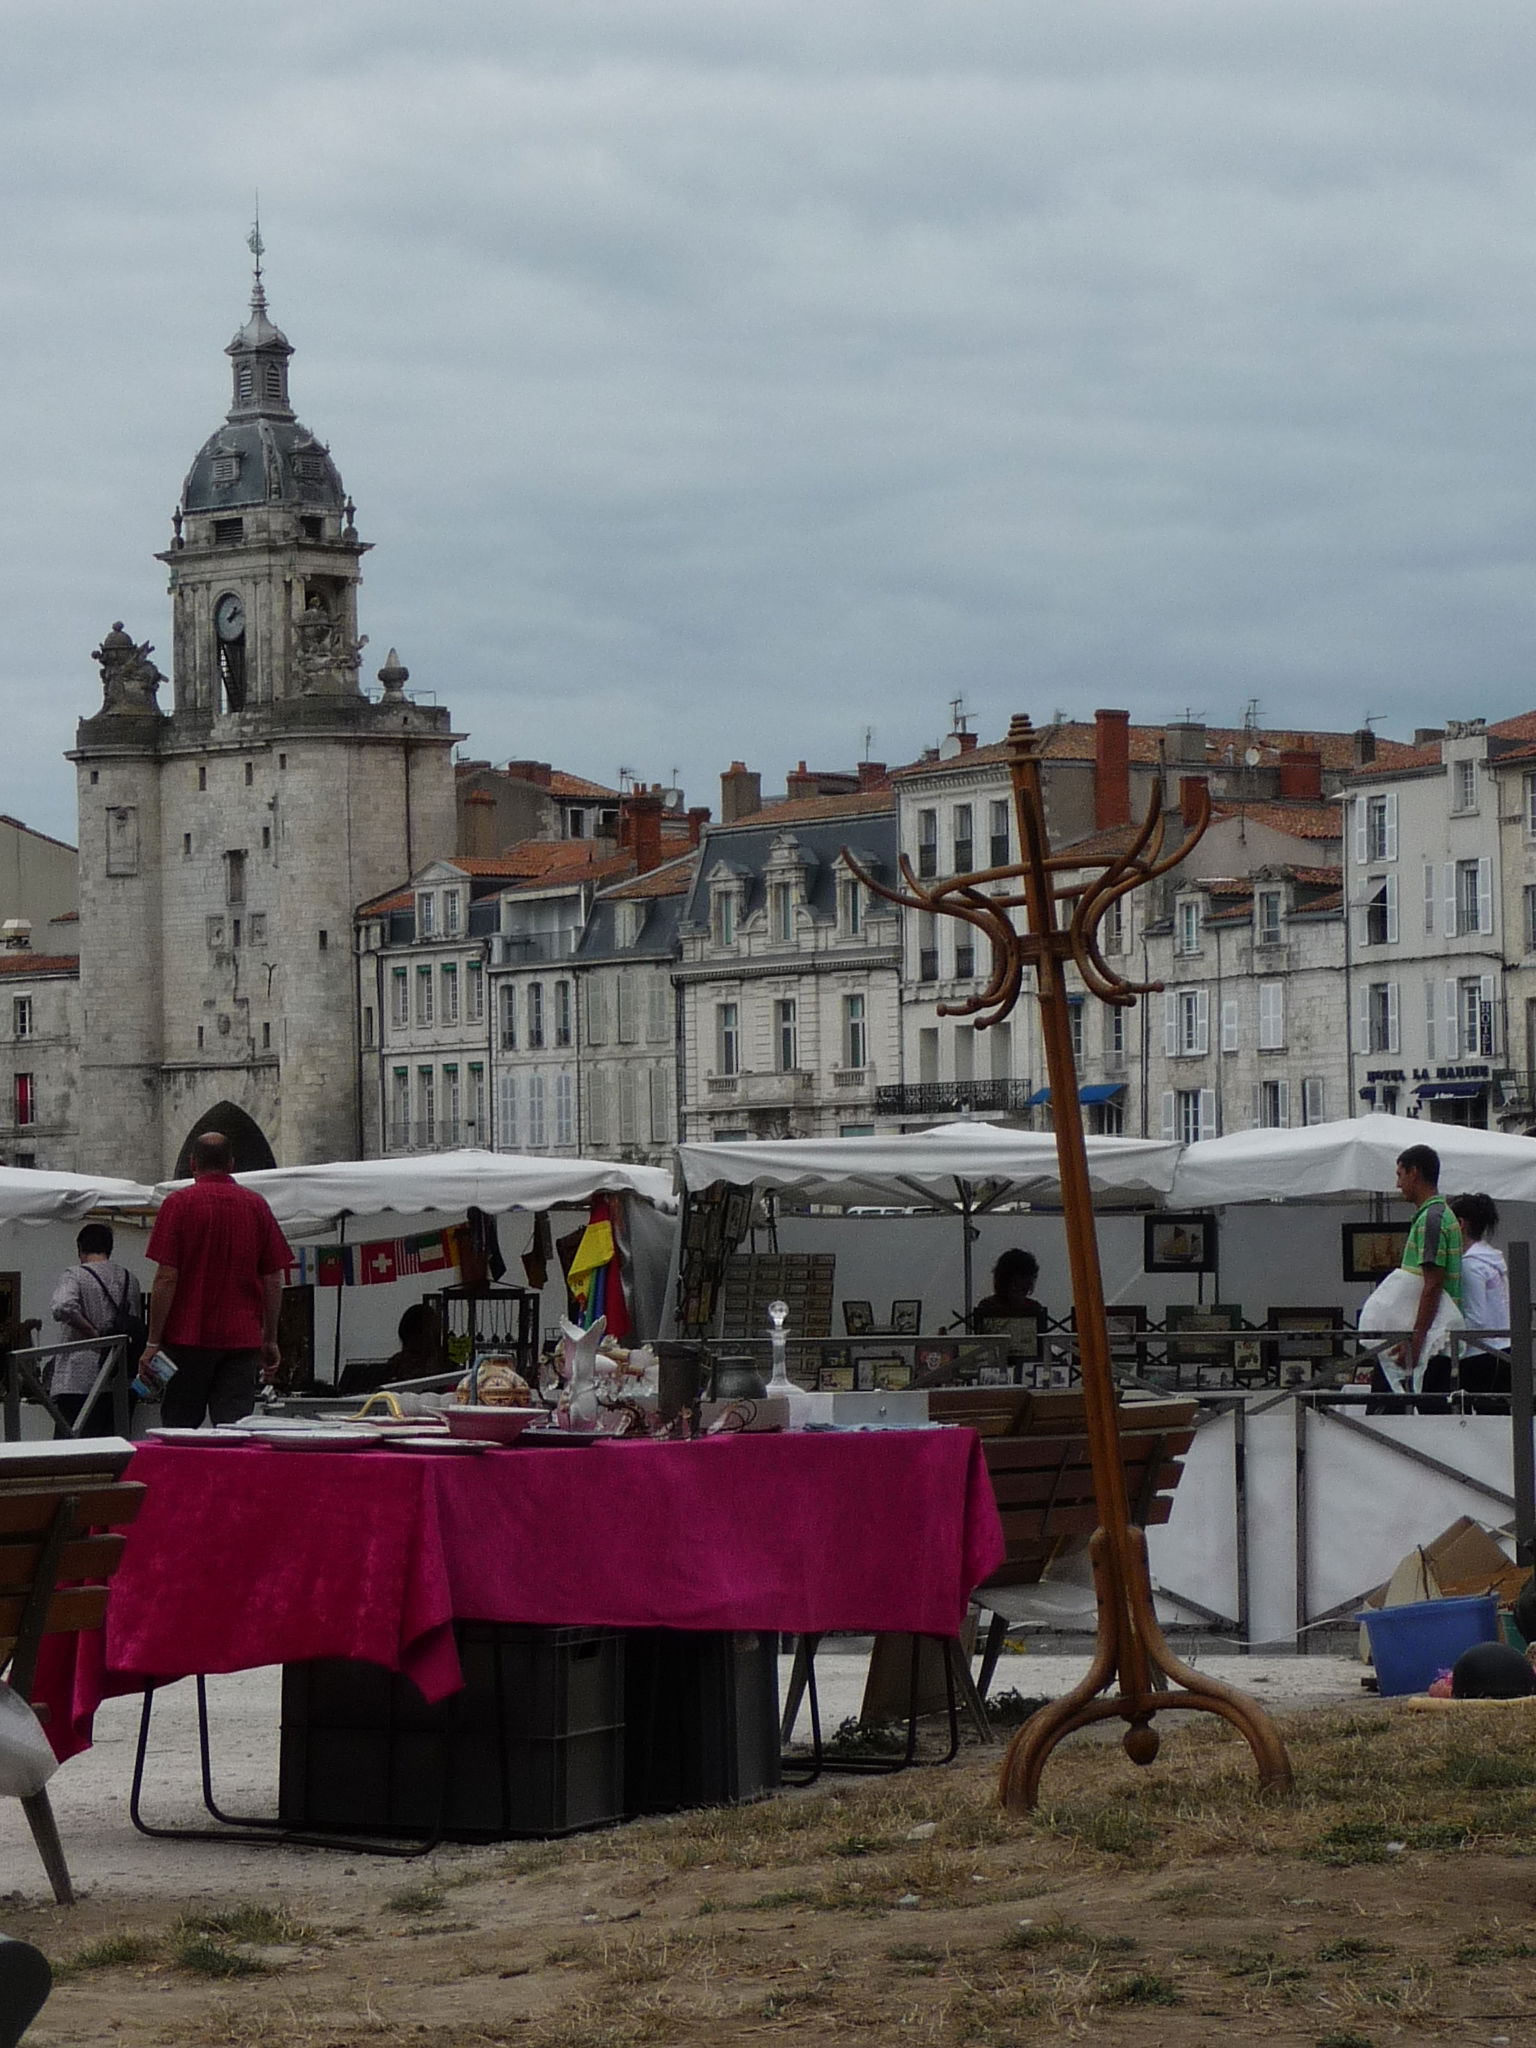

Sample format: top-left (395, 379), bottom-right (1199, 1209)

top-left (1353, 728), bottom-right (1376, 769)
top-left (1094, 709), bottom-right (1131, 829)
top-left (686, 806), bottom-right (710, 846)
top-left (1277, 749), bottom-right (1323, 800)
top-left (1179, 775), bottom-right (1208, 826)
top-left (620, 788), bottom-right (666, 874)
top-left (785, 760), bottom-right (819, 801)
top-left (857, 760), bottom-right (888, 790)
top-left (720, 762), bottom-right (762, 822)
top-left (504, 760), bottom-right (553, 789)
top-left (461, 790), bottom-right (498, 859)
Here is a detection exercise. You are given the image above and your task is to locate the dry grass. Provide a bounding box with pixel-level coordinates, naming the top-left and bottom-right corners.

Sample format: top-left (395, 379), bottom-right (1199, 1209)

top-left (27, 1702), bottom-right (1536, 2044)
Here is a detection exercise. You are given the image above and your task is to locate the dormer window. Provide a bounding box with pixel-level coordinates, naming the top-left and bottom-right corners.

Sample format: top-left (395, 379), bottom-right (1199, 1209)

top-left (1175, 898), bottom-right (1201, 955)
top-left (416, 891), bottom-right (435, 939)
top-left (617, 902), bottom-right (642, 948)
top-left (1255, 889), bottom-right (1283, 947)
top-left (711, 885), bottom-right (738, 948)
top-left (839, 876), bottom-right (863, 938)
top-left (770, 882), bottom-right (795, 944)
top-left (212, 454), bottom-right (242, 485)
top-left (442, 890), bottom-right (462, 936)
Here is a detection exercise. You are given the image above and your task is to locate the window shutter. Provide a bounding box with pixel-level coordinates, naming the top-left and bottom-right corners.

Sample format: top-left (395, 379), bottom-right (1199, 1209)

top-left (1424, 981), bottom-right (1437, 1060)
top-left (1160, 1090), bottom-right (1176, 1141)
top-left (1478, 857), bottom-right (1493, 935)
top-left (1386, 982), bottom-right (1399, 1054)
top-left (1481, 972), bottom-right (1498, 1055)
top-left (1443, 863), bottom-right (1457, 938)
top-left (1195, 987), bottom-right (1210, 1055)
top-left (587, 1069), bottom-right (608, 1145)
top-left (1276, 1079), bottom-right (1289, 1128)
top-left (1353, 983), bottom-right (1370, 1055)
top-left (1250, 1083), bottom-right (1261, 1129)
top-left (1353, 797), bottom-right (1367, 867)
top-left (1444, 979), bottom-right (1459, 1058)
top-left (1385, 872), bottom-right (1399, 944)
top-left (1258, 982), bottom-right (1283, 1050)
top-left (497, 1070), bottom-right (518, 1150)
top-left (1198, 1088), bottom-right (1217, 1140)
top-left (1221, 997), bottom-right (1239, 1053)
top-left (1423, 863), bottom-right (1435, 935)
top-left (587, 979), bottom-right (608, 1046)
top-left (1164, 991), bottom-right (1178, 1056)
top-left (1384, 792), bottom-right (1398, 859)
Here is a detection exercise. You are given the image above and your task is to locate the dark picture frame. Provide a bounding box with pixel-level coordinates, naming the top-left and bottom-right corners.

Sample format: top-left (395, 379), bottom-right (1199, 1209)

top-left (1342, 1223), bottom-right (1408, 1285)
top-left (1144, 1213), bottom-right (1218, 1274)
top-left (889, 1298), bottom-right (922, 1335)
top-left (842, 1299), bottom-right (876, 1336)
top-left (1263, 1305), bottom-right (1345, 1381)
top-left (1164, 1302), bottom-right (1243, 1375)
top-left (974, 1308), bottom-right (1046, 1363)
top-left (721, 1184), bottom-right (754, 1245)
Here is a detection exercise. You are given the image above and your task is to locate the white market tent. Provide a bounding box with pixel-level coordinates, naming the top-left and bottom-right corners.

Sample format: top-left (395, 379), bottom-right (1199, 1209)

top-left (0, 1165), bottom-right (156, 1224)
top-left (1169, 1113), bottom-right (1536, 1209)
top-left (153, 1148), bottom-right (675, 1232)
top-left (677, 1122), bottom-right (1182, 1316)
top-left (677, 1121), bottom-right (1182, 1207)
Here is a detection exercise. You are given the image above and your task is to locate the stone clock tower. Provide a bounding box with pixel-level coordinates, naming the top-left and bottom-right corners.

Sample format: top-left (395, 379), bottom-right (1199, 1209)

top-left (72, 253), bottom-right (459, 1179)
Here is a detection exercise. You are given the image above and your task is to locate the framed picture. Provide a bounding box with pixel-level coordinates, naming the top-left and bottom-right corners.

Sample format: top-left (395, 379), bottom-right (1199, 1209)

top-left (819, 1358), bottom-right (856, 1391)
top-left (872, 1358), bottom-right (913, 1391)
top-left (974, 1310), bottom-right (1046, 1363)
top-left (1342, 1224), bottom-right (1407, 1285)
top-left (1197, 1363), bottom-right (1236, 1390)
top-left (722, 1184), bottom-right (753, 1244)
top-left (889, 1298), bottom-right (922, 1336)
top-left (1264, 1306), bottom-right (1345, 1380)
top-left (1144, 1213), bottom-right (1218, 1274)
top-left (1164, 1302), bottom-right (1243, 1374)
top-left (842, 1299), bottom-right (876, 1336)
top-left (914, 1342), bottom-right (957, 1383)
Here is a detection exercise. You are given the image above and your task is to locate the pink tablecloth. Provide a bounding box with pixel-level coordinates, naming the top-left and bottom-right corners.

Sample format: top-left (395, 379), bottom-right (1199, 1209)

top-left (41, 1430), bottom-right (1002, 1759)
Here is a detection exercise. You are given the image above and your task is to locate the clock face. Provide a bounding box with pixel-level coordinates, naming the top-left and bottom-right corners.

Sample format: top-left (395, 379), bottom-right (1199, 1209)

top-left (214, 593), bottom-right (245, 643)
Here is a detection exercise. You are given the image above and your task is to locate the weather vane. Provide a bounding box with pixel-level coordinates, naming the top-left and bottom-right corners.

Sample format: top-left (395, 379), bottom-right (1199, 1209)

top-left (248, 201), bottom-right (265, 298)
top-left (846, 713), bottom-right (1293, 1809)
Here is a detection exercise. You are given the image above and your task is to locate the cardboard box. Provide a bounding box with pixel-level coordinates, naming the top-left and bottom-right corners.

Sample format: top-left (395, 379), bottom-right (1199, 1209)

top-left (1359, 1516), bottom-right (1522, 1661)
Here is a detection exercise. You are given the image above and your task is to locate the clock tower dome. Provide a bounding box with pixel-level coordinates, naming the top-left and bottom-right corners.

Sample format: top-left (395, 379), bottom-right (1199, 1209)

top-left (72, 244), bottom-right (459, 1179)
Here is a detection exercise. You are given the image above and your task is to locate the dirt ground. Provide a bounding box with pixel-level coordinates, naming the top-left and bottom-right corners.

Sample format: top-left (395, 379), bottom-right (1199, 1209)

top-left (9, 1695), bottom-right (1536, 2048)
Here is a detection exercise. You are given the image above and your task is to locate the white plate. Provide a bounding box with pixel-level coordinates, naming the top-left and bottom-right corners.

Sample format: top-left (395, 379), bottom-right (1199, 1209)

top-left (246, 1428), bottom-right (379, 1452)
top-left (144, 1428), bottom-right (258, 1446)
top-left (385, 1434), bottom-right (492, 1454)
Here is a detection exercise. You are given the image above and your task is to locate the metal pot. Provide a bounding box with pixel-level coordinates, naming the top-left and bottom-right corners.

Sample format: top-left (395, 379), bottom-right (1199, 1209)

top-left (712, 1354), bottom-right (768, 1401)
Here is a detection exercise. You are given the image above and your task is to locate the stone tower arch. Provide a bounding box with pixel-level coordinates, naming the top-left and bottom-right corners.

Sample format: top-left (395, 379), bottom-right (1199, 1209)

top-left (173, 1101), bottom-right (277, 1180)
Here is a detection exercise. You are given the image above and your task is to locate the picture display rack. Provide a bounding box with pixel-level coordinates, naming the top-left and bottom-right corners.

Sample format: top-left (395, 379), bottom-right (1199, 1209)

top-left (718, 1251), bottom-right (836, 1377)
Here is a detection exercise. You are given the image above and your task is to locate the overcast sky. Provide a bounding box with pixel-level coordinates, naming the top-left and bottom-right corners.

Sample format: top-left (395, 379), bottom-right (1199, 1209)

top-left (4, 1), bottom-right (1536, 842)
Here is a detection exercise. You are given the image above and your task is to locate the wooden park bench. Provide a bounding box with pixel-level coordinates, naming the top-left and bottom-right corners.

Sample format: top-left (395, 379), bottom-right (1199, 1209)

top-left (0, 1439), bottom-right (144, 1904)
top-left (927, 1388), bottom-right (1199, 1699)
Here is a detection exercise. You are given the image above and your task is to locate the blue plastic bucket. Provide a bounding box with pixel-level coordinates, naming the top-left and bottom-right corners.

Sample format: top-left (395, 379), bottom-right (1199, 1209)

top-left (1360, 1594), bottom-right (1500, 1697)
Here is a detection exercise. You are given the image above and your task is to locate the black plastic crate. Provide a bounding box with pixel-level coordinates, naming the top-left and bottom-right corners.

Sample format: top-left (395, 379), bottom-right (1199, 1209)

top-left (624, 1630), bottom-right (781, 1816)
top-left (279, 1623), bottom-right (625, 1839)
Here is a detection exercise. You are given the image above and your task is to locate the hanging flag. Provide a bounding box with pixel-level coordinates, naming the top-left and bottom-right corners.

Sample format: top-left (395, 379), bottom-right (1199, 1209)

top-left (358, 1241), bottom-right (399, 1285)
top-left (314, 1245), bottom-right (355, 1289)
top-left (397, 1229), bottom-right (458, 1275)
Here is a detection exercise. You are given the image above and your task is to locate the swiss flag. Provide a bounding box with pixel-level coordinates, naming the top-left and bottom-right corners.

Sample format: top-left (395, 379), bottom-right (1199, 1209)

top-left (360, 1241), bottom-right (399, 1285)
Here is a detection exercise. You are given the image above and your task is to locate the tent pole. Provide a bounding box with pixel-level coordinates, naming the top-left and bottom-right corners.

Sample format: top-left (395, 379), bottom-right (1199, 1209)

top-left (1509, 1239), bottom-right (1533, 1567)
top-left (959, 1180), bottom-right (977, 1325)
top-left (331, 1216), bottom-right (347, 1387)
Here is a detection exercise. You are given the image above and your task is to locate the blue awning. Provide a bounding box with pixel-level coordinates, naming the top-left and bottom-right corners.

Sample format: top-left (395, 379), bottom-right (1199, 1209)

top-left (1415, 1080), bottom-right (1487, 1100)
top-left (1026, 1083), bottom-right (1125, 1107)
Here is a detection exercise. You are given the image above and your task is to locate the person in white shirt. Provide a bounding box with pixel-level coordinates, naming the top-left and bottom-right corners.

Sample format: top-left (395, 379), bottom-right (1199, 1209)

top-left (1450, 1192), bottom-right (1510, 1402)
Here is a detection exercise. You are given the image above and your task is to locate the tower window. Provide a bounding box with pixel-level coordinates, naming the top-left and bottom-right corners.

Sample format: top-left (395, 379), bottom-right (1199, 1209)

top-left (262, 1021), bottom-right (272, 1050)
top-left (278, 754), bottom-right (287, 771)
top-left (225, 851), bottom-right (246, 905)
top-left (301, 516), bottom-right (323, 541)
top-left (261, 825), bottom-right (271, 850)
top-left (89, 770), bottom-right (98, 786)
top-left (197, 1026), bottom-right (204, 1049)
top-left (237, 367), bottom-right (253, 403)
top-left (198, 767), bottom-right (207, 791)
top-left (244, 761), bottom-right (253, 786)
top-left (182, 834), bottom-right (192, 857)
top-left (213, 517), bottom-right (244, 544)
top-left (318, 930), bottom-right (329, 952)
top-left (263, 361), bottom-right (282, 399)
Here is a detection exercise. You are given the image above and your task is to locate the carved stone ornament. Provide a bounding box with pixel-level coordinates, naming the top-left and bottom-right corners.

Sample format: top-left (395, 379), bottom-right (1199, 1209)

top-left (294, 598), bottom-right (366, 694)
top-left (92, 621), bottom-right (165, 714)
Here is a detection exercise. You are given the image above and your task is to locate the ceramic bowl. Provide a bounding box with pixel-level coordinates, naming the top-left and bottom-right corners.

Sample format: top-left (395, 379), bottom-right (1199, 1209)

top-left (444, 1404), bottom-right (544, 1444)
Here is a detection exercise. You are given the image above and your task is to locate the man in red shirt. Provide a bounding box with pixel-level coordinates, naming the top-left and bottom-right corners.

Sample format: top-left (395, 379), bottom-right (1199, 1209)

top-left (141, 1130), bottom-right (293, 1427)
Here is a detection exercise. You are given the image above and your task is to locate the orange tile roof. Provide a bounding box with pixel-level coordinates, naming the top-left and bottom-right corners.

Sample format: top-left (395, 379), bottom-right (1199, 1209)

top-left (498, 843), bottom-right (634, 883)
top-left (0, 953), bottom-right (76, 975)
top-left (895, 721), bottom-right (1420, 778)
top-left (357, 887), bottom-right (413, 915)
top-left (725, 790), bottom-right (894, 830)
top-left (1490, 711), bottom-right (1536, 741)
top-left (49, 910), bottom-right (79, 923)
top-left (1292, 864), bottom-right (1342, 886)
top-left (548, 771), bottom-right (620, 800)
top-left (603, 855), bottom-right (698, 900)
top-left (1056, 823), bottom-right (1142, 862)
top-left (1209, 801), bottom-right (1342, 841)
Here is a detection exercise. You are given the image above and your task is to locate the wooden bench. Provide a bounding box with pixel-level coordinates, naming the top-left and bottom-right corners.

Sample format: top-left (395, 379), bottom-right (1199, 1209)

top-left (926, 1390), bottom-right (1199, 1698)
top-left (0, 1440), bottom-right (145, 1904)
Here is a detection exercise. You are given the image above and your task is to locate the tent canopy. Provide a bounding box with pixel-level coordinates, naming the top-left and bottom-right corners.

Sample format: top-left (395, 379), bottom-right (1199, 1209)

top-left (1169, 1112), bottom-right (1536, 1208)
top-left (153, 1148), bottom-right (675, 1232)
top-left (676, 1121), bottom-right (1182, 1208)
top-left (0, 1165), bottom-right (156, 1225)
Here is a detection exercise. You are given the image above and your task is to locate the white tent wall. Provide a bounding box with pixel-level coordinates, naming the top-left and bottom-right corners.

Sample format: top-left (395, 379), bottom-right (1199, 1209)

top-left (772, 1201), bottom-right (1536, 1330)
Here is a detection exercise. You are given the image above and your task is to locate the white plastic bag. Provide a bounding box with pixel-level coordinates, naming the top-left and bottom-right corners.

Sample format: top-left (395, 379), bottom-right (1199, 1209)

top-left (0, 1683), bottom-right (59, 1798)
top-left (1358, 1266), bottom-right (1464, 1391)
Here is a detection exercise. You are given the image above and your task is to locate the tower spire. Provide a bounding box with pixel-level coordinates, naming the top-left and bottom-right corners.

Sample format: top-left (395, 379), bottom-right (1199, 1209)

top-left (247, 205), bottom-right (266, 312)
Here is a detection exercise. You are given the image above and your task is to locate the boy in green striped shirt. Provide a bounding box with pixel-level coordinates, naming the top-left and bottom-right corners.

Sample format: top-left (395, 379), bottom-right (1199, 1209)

top-left (1394, 1143), bottom-right (1463, 1398)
